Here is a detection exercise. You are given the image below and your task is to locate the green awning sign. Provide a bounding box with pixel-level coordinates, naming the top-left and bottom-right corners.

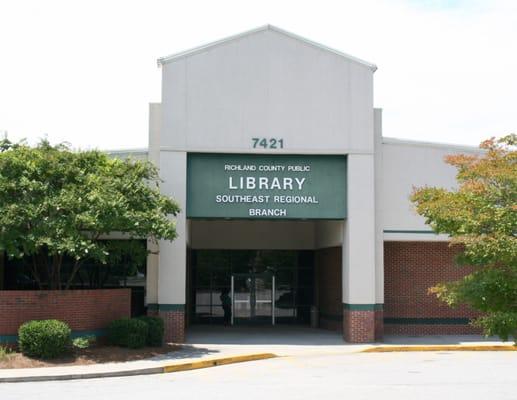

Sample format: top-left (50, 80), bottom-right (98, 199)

top-left (186, 154), bottom-right (347, 219)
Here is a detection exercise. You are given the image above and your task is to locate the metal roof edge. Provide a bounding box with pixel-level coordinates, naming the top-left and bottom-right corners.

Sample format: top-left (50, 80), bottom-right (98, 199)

top-left (382, 137), bottom-right (483, 153)
top-left (267, 25), bottom-right (377, 71)
top-left (157, 24), bottom-right (377, 71)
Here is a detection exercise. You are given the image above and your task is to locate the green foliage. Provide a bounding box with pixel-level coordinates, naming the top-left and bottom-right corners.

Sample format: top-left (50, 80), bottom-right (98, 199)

top-left (413, 134), bottom-right (517, 342)
top-left (0, 139), bottom-right (180, 289)
top-left (108, 318), bottom-right (148, 349)
top-left (137, 316), bottom-right (165, 346)
top-left (18, 320), bottom-right (71, 359)
top-left (104, 240), bottom-right (148, 277)
top-left (72, 335), bottom-right (96, 349)
top-left (81, 240), bottom-right (147, 288)
top-left (127, 333), bottom-right (147, 349)
top-left (0, 345), bottom-right (13, 361)
top-left (473, 312), bottom-right (517, 342)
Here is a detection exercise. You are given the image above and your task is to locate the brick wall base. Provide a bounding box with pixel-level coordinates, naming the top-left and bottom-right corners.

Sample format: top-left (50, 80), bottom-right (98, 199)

top-left (375, 309), bottom-right (384, 341)
top-left (0, 289), bottom-right (131, 341)
top-left (384, 241), bottom-right (480, 336)
top-left (343, 310), bottom-right (376, 343)
top-left (150, 309), bottom-right (185, 343)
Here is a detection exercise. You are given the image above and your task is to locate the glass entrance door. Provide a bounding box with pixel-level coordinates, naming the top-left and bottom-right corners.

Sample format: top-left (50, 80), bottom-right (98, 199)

top-left (231, 273), bottom-right (275, 325)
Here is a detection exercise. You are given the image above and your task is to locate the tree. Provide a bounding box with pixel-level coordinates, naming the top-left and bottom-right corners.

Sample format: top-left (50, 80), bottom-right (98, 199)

top-left (411, 134), bottom-right (517, 342)
top-left (0, 139), bottom-right (180, 289)
top-left (81, 240), bottom-right (147, 289)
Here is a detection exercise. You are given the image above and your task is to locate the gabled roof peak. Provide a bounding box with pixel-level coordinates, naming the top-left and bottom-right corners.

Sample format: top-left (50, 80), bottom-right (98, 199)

top-left (157, 25), bottom-right (377, 72)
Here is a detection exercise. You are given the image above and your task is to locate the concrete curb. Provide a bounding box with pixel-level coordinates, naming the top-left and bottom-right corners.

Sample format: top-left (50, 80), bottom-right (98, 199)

top-left (362, 345), bottom-right (517, 353)
top-left (0, 353), bottom-right (277, 383)
top-left (162, 353), bottom-right (277, 373)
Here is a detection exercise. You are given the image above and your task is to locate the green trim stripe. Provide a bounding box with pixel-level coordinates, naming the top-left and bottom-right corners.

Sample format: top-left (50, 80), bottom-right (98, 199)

top-left (0, 329), bottom-right (107, 344)
top-left (343, 303), bottom-right (383, 311)
top-left (384, 317), bottom-right (471, 325)
top-left (0, 334), bottom-right (17, 344)
top-left (147, 304), bottom-right (185, 312)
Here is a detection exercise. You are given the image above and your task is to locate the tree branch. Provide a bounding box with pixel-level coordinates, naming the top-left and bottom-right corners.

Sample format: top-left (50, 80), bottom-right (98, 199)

top-left (65, 259), bottom-right (83, 290)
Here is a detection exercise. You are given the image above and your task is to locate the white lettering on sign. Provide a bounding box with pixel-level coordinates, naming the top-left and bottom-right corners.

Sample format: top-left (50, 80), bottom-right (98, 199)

top-left (258, 165), bottom-right (285, 172)
top-left (228, 176), bottom-right (306, 190)
top-left (287, 165), bottom-right (310, 172)
top-left (217, 162), bottom-right (320, 217)
top-left (295, 178), bottom-right (305, 190)
top-left (224, 164), bottom-right (311, 172)
top-left (216, 195), bottom-right (271, 203)
top-left (224, 164), bottom-right (257, 171)
top-left (249, 208), bottom-right (287, 217)
top-left (273, 195), bottom-right (319, 204)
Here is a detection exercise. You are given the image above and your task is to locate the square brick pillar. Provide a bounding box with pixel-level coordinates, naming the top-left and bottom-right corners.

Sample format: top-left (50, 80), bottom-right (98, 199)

top-left (343, 305), bottom-right (383, 343)
top-left (374, 309), bottom-right (384, 342)
top-left (343, 309), bottom-right (375, 343)
top-left (160, 310), bottom-right (185, 343)
top-left (148, 305), bottom-right (185, 343)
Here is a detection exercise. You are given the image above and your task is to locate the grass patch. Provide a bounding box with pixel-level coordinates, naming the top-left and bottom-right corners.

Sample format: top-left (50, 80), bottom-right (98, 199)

top-left (0, 345), bottom-right (13, 361)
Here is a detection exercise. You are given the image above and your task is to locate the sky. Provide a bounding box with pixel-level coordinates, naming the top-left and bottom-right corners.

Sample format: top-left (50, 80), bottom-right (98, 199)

top-left (0, 0), bottom-right (515, 150)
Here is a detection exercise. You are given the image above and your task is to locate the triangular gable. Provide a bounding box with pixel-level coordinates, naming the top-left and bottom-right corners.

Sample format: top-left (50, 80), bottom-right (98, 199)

top-left (157, 25), bottom-right (377, 72)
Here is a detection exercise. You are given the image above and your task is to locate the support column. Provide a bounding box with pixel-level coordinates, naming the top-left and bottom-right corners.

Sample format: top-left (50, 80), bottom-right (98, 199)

top-left (342, 154), bottom-right (378, 343)
top-left (146, 102), bottom-right (160, 311)
top-left (145, 239), bottom-right (159, 310)
top-left (373, 108), bottom-right (384, 341)
top-left (154, 150), bottom-right (187, 343)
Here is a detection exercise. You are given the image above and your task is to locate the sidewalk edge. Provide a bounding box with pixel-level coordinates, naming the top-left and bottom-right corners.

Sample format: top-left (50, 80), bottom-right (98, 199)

top-left (362, 345), bottom-right (517, 353)
top-left (0, 353), bottom-right (277, 383)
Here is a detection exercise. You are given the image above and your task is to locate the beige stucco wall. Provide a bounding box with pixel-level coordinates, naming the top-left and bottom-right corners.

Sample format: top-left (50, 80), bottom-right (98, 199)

top-left (147, 26), bottom-right (484, 311)
top-left (155, 26), bottom-right (377, 307)
top-left (160, 28), bottom-right (374, 154)
top-left (381, 139), bottom-right (482, 242)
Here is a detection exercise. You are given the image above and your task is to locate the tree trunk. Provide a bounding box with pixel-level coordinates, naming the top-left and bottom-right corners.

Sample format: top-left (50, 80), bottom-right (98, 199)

top-left (65, 260), bottom-right (82, 290)
top-left (30, 256), bottom-right (43, 290)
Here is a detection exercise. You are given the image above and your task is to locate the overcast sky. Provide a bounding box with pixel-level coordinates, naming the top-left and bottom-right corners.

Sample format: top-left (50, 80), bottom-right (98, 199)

top-left (0, 0), bottom-right (515, 150)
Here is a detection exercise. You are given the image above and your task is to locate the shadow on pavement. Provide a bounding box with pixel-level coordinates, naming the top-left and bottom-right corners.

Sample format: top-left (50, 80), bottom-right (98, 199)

top-left (150, 345), bottom-right (220, 361)
top-left (185, 325), bottom-right (347, 346)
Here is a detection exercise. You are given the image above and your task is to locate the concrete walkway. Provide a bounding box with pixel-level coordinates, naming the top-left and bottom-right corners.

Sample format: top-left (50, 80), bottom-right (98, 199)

top-left (186, 325), bottom-right (369, 356)
top-left (383, 334), bottom-right (514, 346)
top-left (186, 325), bottom-right (514, 355)
top-left (0, 325), bottom-right (513, 382)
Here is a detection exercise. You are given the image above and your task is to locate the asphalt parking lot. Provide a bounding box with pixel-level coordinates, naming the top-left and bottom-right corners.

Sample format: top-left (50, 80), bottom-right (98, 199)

top-left (3, 350), bottom-right (517, 400)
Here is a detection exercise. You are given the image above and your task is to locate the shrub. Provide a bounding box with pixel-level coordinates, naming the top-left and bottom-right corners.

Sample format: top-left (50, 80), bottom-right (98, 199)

top-left (108, 318), bottom-right (148, 349)
top-left (18, 320), bottom-right (71, 359)
top-left (72, 335), bottom-right (96, 349)
top-left (137, 316), bottom-right (165, 346)
top-left (127, 333), bottom-right (146, 349)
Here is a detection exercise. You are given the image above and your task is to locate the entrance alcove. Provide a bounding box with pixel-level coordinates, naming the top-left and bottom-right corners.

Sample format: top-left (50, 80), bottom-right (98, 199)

top-left (186, 219), bottom-right (343, 331)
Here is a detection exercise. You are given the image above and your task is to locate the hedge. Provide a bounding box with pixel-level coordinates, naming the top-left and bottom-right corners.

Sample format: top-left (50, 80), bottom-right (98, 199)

top-left (137, 316), bottom-right (165, 346)
top-left (18, 320), bottom-right (71, 359)
top-left (108, 318), bottom-right (148, 349)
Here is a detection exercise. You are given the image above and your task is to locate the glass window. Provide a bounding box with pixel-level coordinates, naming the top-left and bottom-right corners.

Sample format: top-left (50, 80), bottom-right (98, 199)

top-left (190, 249), bottom-right (314, 325)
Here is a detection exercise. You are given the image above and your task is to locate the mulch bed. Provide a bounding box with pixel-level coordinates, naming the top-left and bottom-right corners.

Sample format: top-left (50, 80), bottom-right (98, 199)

top-left (0, 344), bottom-right (180, 369)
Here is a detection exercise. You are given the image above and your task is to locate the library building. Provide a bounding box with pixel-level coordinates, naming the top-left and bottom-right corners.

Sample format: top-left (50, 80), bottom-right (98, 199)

top-left (143, 25), bottom-right (481, 343)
